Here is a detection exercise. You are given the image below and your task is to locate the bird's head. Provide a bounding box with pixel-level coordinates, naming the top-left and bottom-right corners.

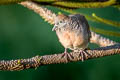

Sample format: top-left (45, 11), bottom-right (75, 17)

top-left (52, 14), bottom-right (69, 31)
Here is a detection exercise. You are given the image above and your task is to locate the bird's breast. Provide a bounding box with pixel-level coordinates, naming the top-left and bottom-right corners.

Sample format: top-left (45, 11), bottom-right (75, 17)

top-left (56, 30), bottom-right (85, 49)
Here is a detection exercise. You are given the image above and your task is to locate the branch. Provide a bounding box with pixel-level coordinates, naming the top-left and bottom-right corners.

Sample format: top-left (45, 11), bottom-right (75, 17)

top-left (52, 0), bottom-right (116, 8)
top-left (90, 31), bottom-right (118, 47)
top-left (0, 44), bottom-right (120, 71)
top-left (0, 0), bottom-right (116, 8)
top-left (19, 1), bottom-right (57, 24)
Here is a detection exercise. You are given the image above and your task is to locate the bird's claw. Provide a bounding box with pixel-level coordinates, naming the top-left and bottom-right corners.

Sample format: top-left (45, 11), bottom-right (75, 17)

top-left (61, 52), bottom-right (74, 61)
top-left (79, 50), bottom-right (91, 61)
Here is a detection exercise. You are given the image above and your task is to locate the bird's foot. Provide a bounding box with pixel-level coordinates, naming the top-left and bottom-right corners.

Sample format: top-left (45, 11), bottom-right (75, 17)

top-left (79, 49), bottom-right (91, 62)
top-left (61, 51), bottom-right (74, 61)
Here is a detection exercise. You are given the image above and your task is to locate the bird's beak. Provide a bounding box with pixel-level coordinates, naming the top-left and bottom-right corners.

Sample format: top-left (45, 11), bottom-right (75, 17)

top-left (52, 25), bottom-right (57, 31)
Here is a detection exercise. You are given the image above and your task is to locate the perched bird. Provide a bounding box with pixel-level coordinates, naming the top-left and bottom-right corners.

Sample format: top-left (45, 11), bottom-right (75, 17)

top-left (52, 14), bottom-right (91, 61)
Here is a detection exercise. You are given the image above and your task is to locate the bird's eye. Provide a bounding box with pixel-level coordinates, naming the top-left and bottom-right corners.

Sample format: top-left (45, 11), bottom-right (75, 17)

top-left (59, 21), bottom-right (63, 23)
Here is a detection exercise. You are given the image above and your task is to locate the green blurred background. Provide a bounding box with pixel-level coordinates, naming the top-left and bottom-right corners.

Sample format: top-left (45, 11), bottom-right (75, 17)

top-left (0, 3), bottom-right (120, 80)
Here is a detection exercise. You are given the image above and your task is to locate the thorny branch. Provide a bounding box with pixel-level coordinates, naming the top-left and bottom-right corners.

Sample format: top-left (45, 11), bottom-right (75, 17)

top-left (0, 1), bottom-right (119, 71)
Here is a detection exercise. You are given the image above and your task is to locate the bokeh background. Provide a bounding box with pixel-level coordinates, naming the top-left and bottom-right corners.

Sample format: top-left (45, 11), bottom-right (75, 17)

top-left (0, 2), bottom-right (120, 80)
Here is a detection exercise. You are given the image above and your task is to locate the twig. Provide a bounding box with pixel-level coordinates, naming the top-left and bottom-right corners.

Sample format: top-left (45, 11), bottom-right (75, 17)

top-left (0, 44), bottom-right (120, 71)
top-left (19, 1), bottom-right (56, 24)
top-left (90, 31), bottom-right (118, 47)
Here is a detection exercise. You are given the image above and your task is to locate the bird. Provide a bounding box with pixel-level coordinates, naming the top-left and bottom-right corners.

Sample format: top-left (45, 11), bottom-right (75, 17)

top-left (52, 13), bottom-right (91, 61)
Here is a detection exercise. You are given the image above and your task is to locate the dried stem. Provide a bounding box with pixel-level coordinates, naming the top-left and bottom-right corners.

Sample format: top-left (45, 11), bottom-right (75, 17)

top-left (0, 44), bottom-right (120, 71)
top-left (19, 1), bottom-right (57, 24)
top-left (90, 31), bottom-right (118, 47)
